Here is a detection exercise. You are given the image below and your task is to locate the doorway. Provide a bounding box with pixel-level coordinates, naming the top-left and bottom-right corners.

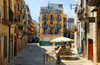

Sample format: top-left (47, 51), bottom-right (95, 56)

top-left (9, 34), bottom-right (13, 62)
top-left (88, 39), bottom-right (93, 62)
top-left (14, 36), bottom-right (16, 56)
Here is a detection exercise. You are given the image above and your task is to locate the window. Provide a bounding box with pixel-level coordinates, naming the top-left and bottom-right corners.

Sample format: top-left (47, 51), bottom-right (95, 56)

top-left (64, 25), bottom-right (66, 28)
top-left (50, 21), bottom-right (53, 24)
top-left (44, 29), bottom-right (47, 34)
top-left (50, 15), bottom-right (53, 18)
top-left (64, 18), bottom-right (66, 21)
top-left (44, 21), bottom-right (46, 24)
top-left (57, 15), bottom-right (59, 18)
top-left (4, 36), bottom-right (7, 59)
top-left (18, 15), bottom-right (20, 22)
top-left (57, 21), bottom-right (60, 23)
top-left (50, 29), bottom-right (53, 34)
top-left (44, 15), bottom-right (46, 19)
top-left (57, 21), bottom-right (60, 26)
top-left (18, 3), bottom-right (20, 11)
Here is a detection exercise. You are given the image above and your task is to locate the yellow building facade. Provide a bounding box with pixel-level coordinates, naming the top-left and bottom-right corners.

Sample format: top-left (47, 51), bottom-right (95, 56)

top-left (0, 0), bottom-right (14, 65)
top-left (39, 4), bottom-right (67, 46)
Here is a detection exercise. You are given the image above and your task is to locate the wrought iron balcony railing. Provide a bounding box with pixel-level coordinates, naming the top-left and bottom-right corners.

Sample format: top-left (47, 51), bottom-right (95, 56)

top-left (18, 25), bottom-right (23, 31)
top-left (49, 24), bottom-right (55, 29)
top-left (56, 17), bottom-right (61, 21)
top-left (56, 24), bottom-right (62, 30)
top-left (2, 6), bottom-right (13, 25)
top-left (78, 8), bottom-right (84, 20)
top-left (14, 13), bottom-right (20, 24)
top-left (50, 17), bottom-right (54, 21)
top-left (42, 24), bottom-right (48, 29)
top-left (43, 17), bottom-right (48, 21)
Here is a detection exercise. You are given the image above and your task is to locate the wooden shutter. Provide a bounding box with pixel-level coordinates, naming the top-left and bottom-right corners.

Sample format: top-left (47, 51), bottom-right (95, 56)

top-left (4, 36), bottom-right (7, 59)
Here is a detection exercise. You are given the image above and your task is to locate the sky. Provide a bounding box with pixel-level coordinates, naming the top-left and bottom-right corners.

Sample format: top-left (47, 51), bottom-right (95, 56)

top-left (25, 0), bottom-right (75, 23)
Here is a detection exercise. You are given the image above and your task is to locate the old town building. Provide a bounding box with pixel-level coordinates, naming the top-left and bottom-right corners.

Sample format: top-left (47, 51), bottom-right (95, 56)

top-left (74, 0), bottom-right (100, 65)
top-left (39, 3), bottom-right (67, 46)
top-left (0, 0), bottom-right (37, 65)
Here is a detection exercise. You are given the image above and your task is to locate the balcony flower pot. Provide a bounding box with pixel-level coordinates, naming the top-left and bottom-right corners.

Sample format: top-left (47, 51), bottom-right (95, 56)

top-left (20, 11), bottom-right (22, 14)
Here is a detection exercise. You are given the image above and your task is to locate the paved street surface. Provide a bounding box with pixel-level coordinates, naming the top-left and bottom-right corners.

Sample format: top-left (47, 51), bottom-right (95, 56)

top-left (59, 48), bottom-right (93, 65)
top-left (7, 43), bottom-right (92, 65)
top-left (46, 48), bottom-right (93, 65)
top-left (7, 43), bottom-right (55, 65)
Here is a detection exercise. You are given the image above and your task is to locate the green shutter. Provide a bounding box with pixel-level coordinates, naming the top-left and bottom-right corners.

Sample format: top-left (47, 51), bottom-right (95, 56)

top-left (82, 30), bottom-right (84, 40)
top-left (18, 3), bottom-right (20, 11)
top-left (57, 21), bottom-right (60, 26)
top-left (44, 15), bottom-right (46, 19)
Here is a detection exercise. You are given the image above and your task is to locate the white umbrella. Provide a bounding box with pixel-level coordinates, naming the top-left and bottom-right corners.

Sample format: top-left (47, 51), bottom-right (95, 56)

top-left (50, 37), bottom-right (74, 42)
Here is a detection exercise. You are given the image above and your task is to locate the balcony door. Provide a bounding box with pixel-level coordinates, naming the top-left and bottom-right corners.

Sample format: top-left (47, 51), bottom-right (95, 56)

top-left (57, 15), bottom-right (59, 18)
top-left (50, 15), bottom-right (53, 18)
top-left (14, 36), bottom-right (16, 56)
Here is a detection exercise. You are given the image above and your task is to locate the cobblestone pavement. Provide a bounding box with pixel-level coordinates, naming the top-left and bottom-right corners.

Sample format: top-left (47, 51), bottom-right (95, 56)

top-left (7, 43), bottom-right (55, 65)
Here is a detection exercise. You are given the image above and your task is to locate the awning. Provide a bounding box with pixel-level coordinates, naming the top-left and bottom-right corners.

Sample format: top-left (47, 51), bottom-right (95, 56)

top-left (50, 37), bottom-right (74, 42)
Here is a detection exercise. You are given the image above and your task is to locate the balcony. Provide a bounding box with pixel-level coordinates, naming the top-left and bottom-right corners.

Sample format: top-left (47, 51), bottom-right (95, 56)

top-left (23, 21), bottom-right (26, 26)
top-left (56, 24), bottom-right (62, 30)
top-left (64, 18), bottom-right (66, 21)
top-left (14, 13), bottom-right (20, 24)
top-left (23, 30), bottom-right (27, 36)
top-left (2, 6), bottom-right (13, 25)
top-left (75, 6), bottom-right (78, 14)
top-left (43, 18), bottom-right (48, 21)
top-left (42, 24), bottom-right (48, 29)
top-left (50, 17), bottom-right (54, 21)
top-left (27, 32), bottom-right (31, 35)
top-left (78, 8), bottom-right (84, 20)
top-left (49, 24), bottom-right (55, 29)
top-left (56, 17), bottom-right (61, 21)
top-left (28, 27), bottom-right (31, 31)
top-left (55, 30), bottom-right (62, 35)
top-left (18, 25), bottom-right (23, 31)
top-left (87, 0), bottom-right (100, 6)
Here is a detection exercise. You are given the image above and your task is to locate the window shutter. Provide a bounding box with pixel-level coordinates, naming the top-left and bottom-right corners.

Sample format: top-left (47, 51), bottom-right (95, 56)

top-left (18, 15), bottom-right (20, 22)
top-left (18, 3), bottom-right (20, 11)
top-left (4, 36), bottom-right (7, 59)
top-left (44, 15), bottom-right (46, 19)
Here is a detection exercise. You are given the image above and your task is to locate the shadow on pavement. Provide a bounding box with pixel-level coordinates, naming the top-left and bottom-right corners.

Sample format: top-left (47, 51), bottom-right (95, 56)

top-left (7, 43), bottom-right (67, 65)
top-left (61, 57), bottom-right (80, 60)
top-left (72, 53), bottom-right (76, 55)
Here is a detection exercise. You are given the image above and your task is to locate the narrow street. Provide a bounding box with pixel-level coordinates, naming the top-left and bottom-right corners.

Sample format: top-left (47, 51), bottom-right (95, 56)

top-left (7, 43), bottom-right (92, 65)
